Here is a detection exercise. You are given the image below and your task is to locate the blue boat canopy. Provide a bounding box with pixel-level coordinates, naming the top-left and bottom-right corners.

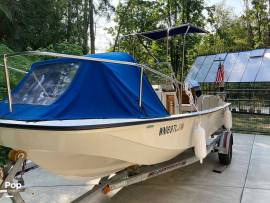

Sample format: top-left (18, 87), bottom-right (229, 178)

top-left (0, 52), bottom-right (169, 121)
top-left (139, 24), bottom-right (208, 40)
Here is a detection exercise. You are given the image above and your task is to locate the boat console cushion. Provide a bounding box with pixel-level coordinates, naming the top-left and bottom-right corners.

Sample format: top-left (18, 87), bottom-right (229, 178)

top-left (0, 52), bottom-right (169, 121)
top-left (196, 95), bottom-right (220, 111)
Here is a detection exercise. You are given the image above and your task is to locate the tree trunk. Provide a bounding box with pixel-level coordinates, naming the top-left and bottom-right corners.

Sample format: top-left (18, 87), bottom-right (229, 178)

top-left (82, 0), bottom-right (89, 54)
top-left (75, 3), bottom-right (81, 45)
top-left (113, 24), bottom-right (122, 52)
top-left (244, 0), bottom-right (254, 47)
top-left (67, 0), bottom-right (72, 41)
top-left (89, 0), bottom-right (95, 54)
top-left (268, 0), bottom-right (270, 45)
top-left (113, 1), bottom-right (132, 51)
top-left (256, 12), bottom-right (262, 43)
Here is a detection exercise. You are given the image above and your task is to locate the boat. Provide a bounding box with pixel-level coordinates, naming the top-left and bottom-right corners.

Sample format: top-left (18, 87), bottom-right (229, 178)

top-left (0, 24), bottom-right (232, 180)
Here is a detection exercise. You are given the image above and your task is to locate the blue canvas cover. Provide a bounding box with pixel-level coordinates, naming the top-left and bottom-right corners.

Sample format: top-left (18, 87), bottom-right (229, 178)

top-left (140, 24), bottom-right (208, 40)
top-left (0, 52), bottom-right (169, 121)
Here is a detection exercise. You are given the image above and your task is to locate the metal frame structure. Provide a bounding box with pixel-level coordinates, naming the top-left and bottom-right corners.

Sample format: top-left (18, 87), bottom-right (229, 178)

top-left (201, 82), bottom-right (270, 134)
top-left (180, 25), bottom-right (191, 112)
top-left (186, 48), bottom-right (270, 134)
top-left (0, 64), bottom-right (28, 74)
top-left (187, 48), bottom-right (270, 83)
top-left (119, 25), bottom-right (193, 113)
top-left (3, 55), bottom-right (13, 112)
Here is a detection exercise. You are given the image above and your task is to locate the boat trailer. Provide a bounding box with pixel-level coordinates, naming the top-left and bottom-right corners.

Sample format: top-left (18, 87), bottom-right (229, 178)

top-left (71, 129), bottom-right (233, 202)
top-left (0, 129), bottom-right (233, 203)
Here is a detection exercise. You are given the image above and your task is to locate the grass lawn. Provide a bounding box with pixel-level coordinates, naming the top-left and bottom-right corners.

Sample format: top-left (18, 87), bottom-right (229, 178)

top-left (233, 113), bottom-right (270, 135)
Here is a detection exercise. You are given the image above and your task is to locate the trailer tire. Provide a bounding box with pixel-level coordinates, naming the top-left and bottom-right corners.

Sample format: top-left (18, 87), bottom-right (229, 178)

top-left (218, 135), bottom-right (233, 165)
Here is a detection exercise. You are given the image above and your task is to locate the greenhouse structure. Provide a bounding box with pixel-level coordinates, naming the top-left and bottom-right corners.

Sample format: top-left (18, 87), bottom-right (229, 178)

top-left (186, 48), bottom-right (270, 134)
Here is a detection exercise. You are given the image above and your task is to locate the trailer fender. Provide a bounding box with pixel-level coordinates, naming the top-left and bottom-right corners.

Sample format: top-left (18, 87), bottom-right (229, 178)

top-left (218, 130), bottom-right (233, 154)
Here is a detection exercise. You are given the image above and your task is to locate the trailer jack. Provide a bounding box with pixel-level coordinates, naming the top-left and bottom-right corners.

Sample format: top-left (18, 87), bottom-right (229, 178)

top-left (0, 150), bottom-right (26, 203)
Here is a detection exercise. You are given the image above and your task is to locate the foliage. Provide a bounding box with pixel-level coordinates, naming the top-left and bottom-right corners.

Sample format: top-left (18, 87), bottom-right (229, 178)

top-left (0, 44), bottom-right (34, 99)
top-left (0, 0), bottom-right (66, 50)
top-left (1, 0), bottom-right (270, 77)
top-left (196, 0), bottom-right (270, 55)
top-left (249, 0), bottom-right (268, 47)
top-left (194, 5), bottom-right (251, 55)
top-left (40, 42), bottom-right (84, 55)
top-left (108, 0), bottom-right (205, 80)
top-left (0, 0), bottom-right (114, 53)
top-left (109, 0), bottom-right (270, 79)
top-left (0, 1), bottom-right (12, 21)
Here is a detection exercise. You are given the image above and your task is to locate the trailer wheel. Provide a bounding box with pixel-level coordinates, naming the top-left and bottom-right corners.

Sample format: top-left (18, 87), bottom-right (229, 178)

top-left (218, 135), bottom-right (233, 165)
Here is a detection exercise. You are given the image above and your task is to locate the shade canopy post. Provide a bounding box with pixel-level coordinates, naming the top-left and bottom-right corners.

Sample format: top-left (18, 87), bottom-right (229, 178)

top-left (139, 67), bottom-right (144, 107)
top-left (166, 28), bottom-right (170, 63)
top-left (3, 54), bottom-right (13, 112)
top-left (179, 25), bottom-right (190, 113)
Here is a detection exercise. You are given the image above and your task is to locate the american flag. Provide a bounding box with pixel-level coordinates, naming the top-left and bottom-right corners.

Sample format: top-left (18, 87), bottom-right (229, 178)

top-left (215, 63), bottom-right (224, 83)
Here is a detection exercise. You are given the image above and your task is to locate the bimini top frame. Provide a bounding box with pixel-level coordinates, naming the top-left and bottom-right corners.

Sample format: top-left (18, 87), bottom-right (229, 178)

top-left (119, 23), bottom-right (208, 113)
top-left (1, 51), bottom-right (182, 113)
top-left (122, 23), bottom-right (208, 40)
top-left (120, 23), bottom-right (208, 63)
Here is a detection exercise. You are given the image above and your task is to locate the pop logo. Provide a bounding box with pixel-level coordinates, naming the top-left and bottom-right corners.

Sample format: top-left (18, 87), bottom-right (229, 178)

top-left (4, 182), bottom-right (22, 190)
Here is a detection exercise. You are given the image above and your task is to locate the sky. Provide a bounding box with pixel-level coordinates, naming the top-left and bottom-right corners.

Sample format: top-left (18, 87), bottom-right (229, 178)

top-left (95, 0), bottom-right (245, 52)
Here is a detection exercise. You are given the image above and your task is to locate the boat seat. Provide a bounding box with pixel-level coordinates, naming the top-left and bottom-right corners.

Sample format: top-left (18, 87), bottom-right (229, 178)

top-left (196, 95), bottom-right (221, 111)
top-left (180, 104), bottom-right (196, 112)
top-left (161, 84), bottom-right (175, 92)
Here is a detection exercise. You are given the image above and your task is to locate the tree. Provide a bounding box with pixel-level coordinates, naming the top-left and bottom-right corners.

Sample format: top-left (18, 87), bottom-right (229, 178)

top-left (1, 0), bottom-right (270, 67)
top-left (81, 0), bottom-right (114, 54)
top-left (267, 0), bottom-right (270, 46)
top-left (0, 0), bottom-right (68, 50)
top-left (90, 0), bottom-right (114, 53)
top-left (89, 0), bottom-right (95, 54)
top-left (250, 0), bottom-right (268, 47)
top-left (82, 0), bottom-right (89, 54)
top-left (243, 0), bottom-right (255, 47)
top-left (195, 2), bottom-right (253, 55)
top-left (66, 0), bottom-right (73, 41)
top-left (0, 2), bottom-right (12, 21)
top-left (0, 0), bottom-right (114, 54)
top-left (163, 0), bottom-right (205, 78)
top-left (109, 0), bottom-right (205, 79)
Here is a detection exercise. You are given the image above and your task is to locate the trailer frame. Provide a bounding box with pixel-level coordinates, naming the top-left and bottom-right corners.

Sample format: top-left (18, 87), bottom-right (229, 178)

top-left (71, 129), bottom-right (233, 202)
top-left (0, 129), bottom-right (233, 203)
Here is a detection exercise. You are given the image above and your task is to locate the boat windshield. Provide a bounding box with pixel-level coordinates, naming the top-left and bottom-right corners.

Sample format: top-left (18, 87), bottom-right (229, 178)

top-left (12, 62), bottom-right (79, 105)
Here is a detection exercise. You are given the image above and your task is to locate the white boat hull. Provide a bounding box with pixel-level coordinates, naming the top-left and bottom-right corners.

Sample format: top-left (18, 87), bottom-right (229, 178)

top-left (0, 104), bottom-right (229, 179)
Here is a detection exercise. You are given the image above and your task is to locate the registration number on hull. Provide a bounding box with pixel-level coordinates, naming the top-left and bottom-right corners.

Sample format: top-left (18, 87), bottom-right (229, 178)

top-left (159, 123), bottom-right (184, 136)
